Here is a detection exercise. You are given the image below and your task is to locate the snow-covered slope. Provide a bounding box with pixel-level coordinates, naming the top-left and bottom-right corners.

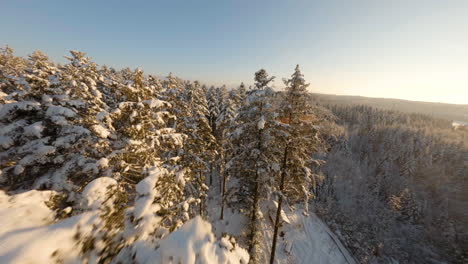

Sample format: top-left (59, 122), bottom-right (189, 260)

top-left (206, 172), bottom-right (356, 264)
top-left (0, 189), bottom-right (97, 263)
top-left (275, 212), bottom-right (356, 264)
top-left (133, 216), bottom-right (249, 264)
top-left (0, 48), bottom-right (360, 263)
top-left (0, 178), bottom-right (249, 264)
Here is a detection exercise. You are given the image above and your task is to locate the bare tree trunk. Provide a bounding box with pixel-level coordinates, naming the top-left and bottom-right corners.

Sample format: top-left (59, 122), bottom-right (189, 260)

top-left (198, 171), bottom-right (205, 217)
top-left (270, 196), bottom-right (283, 264)
top-left (219, 160), bottom-right (223, 192)
top-left (209, 163), bottom-right (213, 185)
top-left (248, 180), bottom-right (260, 263)
top-left (220, 168), bottom-right (227, 220)
top-left (249, 101), bottom-right (265, 264)
top-left (270, 146), bottom-right (288, 264)
top-left (199, 197), bottom-right (204, 217)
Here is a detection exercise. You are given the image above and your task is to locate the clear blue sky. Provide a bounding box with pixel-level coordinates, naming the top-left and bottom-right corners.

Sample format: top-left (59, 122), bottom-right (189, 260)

top-left (2, 0), bottom-right (467, 104)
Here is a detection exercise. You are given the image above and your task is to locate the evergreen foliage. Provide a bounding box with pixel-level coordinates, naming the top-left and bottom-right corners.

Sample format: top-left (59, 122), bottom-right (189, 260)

top-left (1, 46), bottom-right (465, 264)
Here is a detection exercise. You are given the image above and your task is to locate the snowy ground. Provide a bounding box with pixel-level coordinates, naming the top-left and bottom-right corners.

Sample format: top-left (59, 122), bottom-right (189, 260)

top-left (0, 177), bottom-right (249, 264)
top-left (271, 211), bottom-right (357, 264)
top-left (206, 170), bottom-right (357, 264)
top-left (0, 189), bottom-right (97, 263)
top-left (0, 172), bottom-right (356, 264)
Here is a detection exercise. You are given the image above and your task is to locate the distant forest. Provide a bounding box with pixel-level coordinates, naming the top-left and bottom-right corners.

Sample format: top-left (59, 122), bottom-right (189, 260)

top-left (312, 93), bottom-right (468, 123)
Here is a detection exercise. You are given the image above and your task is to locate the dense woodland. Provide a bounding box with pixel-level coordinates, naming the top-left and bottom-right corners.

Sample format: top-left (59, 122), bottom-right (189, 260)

top-left (0, 46), bottom-right (466, 264)
top-left (315, 105), bottom-right (467, 263)
top-left (312, 93), bottom-right (468, 124)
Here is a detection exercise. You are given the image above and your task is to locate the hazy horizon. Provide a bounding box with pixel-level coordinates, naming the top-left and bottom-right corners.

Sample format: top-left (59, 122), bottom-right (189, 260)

top-left (2, 0), bottom-right (467, 104)
top-left (308, 92), bottom-right (468, 106)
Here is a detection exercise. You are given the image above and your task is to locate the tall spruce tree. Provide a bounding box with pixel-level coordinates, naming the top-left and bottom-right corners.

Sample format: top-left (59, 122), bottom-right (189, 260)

top-left (180, 80), bottom-right (217, 217)
top-left (110, 69), bottom-right (190, 235)
top-left (206, 86), bottom-right (220, 135)
top-left (216, 94), bottom-right (238, 220)
top-left (269, 65), bottom-right (321, 264)
top-left (219, 82), bottom-right (249, 219)
top-left (227, 69), bottom-right (281, 263)
top-left (0, 50), bottom-right (114, 191)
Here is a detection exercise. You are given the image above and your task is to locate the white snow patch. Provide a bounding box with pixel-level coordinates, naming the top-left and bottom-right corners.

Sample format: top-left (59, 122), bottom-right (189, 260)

top-left (96, 158), bottom-right (109, 169)
top-left (0, 190), bottom-right (101, 264)
top-left (136, 166), bottom-right (165, 195)
top-left (272, 200), bottom-right (291, 224)
top-left (0, 209), bottom-right (100, 263)
top-left (92, 124), bottom-right (111, 138)
top-left (134, 216), bottom-right (249, 264)
top-left (176, 168), bottom-right (186, 186)
top-left (81, 177), bottom-right (118, 210)
top-left (0, 90), bottom-right (7, 99)
top-left (258, 116), bottom-right (266, 130)
top-left (0, 101), bottom-right (41, 120)
top-left (13, 165), bottom-right (25, 175)
top-left (46, 105), bottom-right (76, 118)
top-left (0, 136), bottom-right (13, 149)
top-left (160, 132), bottom-right (186, 147)
top-left (96, 111), bottom-right (109, 121)
top-left (142, 99), bottom-right (170, 109)
top-left (41, 94), bottom-right (53, 104)
top-left (0, 189), bottom-right (56, 237)
top-left (264, 210), bottom-right (357, 264)
top-left (132, 166), bottom-right (166, 224)
top-left (24, 121), bottom-right (45, 138)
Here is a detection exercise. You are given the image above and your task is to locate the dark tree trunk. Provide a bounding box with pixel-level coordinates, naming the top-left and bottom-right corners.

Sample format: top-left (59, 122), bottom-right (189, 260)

top-left (209, 163), bottom-right (213, 185)
top-left (270, 146), bottom-right (288, 264)
top-left (199, 171), bottom-right (204, 217)
top-left (248, 180), bottom-right (260, 263)
top-left (199, 197), bottom-right (203, 217)
top-left (248, 100), bottom-right (266, 264)
top-left (219, 161), bottom-right (223, 193)
top-left (270, 196), bottom-right (283, 264)
top-left (220, 168), bottom-right (227, 220)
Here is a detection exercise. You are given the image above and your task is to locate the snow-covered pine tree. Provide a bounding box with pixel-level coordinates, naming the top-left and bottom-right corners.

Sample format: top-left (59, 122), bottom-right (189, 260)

top-left (0, 46), bottom-right (28, 90)
top-left (205, 86), bottom-right (217, 133)
top-left (227, 69), bottom-right (281, 263)
top-left (161, 73), bottom-right (188, 121)
top-left (270, 65), bottom-right (322, 264)
top-left (229, 82), bottom-right (247, 110)
top-left (148, 74), bottom-right (163, 94)
top-left (178, 80), bottom-right (216, 217)
top-left (206, 85), bottom-right (228, 138)
top-left (94, 65), bottom-right (122, 109)
top-left (0, 46), bottom-right (30, 110)
top-left (215, 86), bottom-right (229, 135)
top-left (218, 82), bottom-right (250, 220)
top-left (54, 50), bottom-right (114, 187)
top-left (108, 69), bottom-right (196, 244)
top-left (160, 74), bottom-right (215, 207)
top-left (278, 64), bottom-right (321, 207)
top-left (0, 49), bottom-right (113, 192)
top-left (217, 94), bottom-right (238, 138)
top-left (216, 94), bottom-right (238, 220)
top-left (0, 49), bottom-right (52, 187)
top-left (0, 47), bottom-right (253, 263)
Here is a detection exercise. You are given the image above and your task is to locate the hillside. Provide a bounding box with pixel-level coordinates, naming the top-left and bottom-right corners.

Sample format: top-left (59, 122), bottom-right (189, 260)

top-left (311, 93), bottom-right (468, 123)
top-left (1, 47), bottom-right (466, 264)
top-left (0, 48), bottom-right (360, 263)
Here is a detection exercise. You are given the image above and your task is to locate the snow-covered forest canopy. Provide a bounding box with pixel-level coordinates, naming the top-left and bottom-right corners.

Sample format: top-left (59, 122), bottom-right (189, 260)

top-left (0, 46), bottom-right (466, 264)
